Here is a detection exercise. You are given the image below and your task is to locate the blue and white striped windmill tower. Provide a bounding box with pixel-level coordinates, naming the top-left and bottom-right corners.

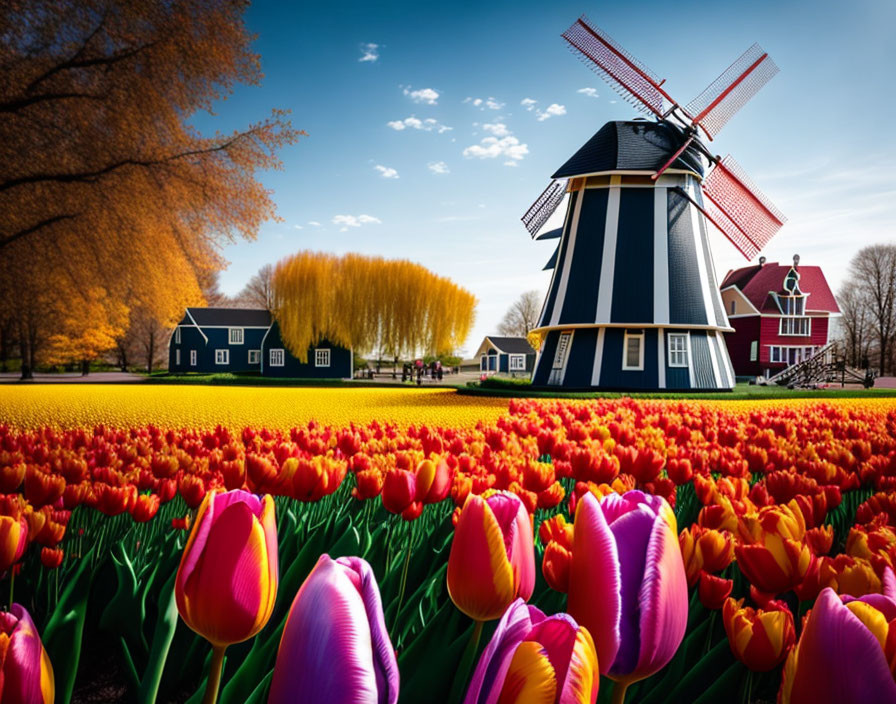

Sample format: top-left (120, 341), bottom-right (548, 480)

top-left (524, 16), bottom-right (787, 390)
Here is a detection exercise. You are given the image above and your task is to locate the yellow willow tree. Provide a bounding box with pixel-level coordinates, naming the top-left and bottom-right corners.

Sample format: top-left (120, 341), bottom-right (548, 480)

top-left (271, 252), bottom-right (477, 362)
top-left (0, 0), bottom-right (302, 377)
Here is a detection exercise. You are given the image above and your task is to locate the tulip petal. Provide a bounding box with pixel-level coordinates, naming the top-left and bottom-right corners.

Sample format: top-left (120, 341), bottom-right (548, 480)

top-left (784, 588), bottom-right (896, 704)
top-left (569, 493), bottom-right (621, 675)
top-left (448, 495), bottom-right (517, 621)
top-left (176, 488), bottom-right (218, 590)
top-left (558, 627), bottom-right (599, 704)
top-left (633, 508), bottom-right (688, 680)
top-left (465, 599), bottom-right (541, 704)
top-left (496, 641), bottom-right (557, 704)
top-left (269, 556), bottom-right (387, 704)
top-left (606, 505), bottom-right (655, 675)
top-left (336, 556), bottom-right (400, 704)
top-left (3, 604), bottom-right (54, 704)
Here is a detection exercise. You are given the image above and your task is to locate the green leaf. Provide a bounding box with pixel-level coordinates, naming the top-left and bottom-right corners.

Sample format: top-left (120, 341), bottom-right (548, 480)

top-left (137, 568), bottom-right (179, 704)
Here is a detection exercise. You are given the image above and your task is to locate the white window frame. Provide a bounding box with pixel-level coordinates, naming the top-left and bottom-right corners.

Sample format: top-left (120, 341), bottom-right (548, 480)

top-left (248, 349), bottom-right (260, 364)
top-left (269, 349), bottom-right (285, 367)
top-left (622, 330), bottom-right (645, 371)
top-left (215, 349), bottom-right (229, 365)
top-left (781, 296), bottom-right (805, 316)
top-left (174, 327), bottom-right (181, 344)
top-left (509, 354), bottom-right (526, 371)
top-left (779, 317), bottom-right (811, 337)
top-left (175, 349), bottom-right (180, 366)
top-left (667, 333), bottom-right (689, 368)
top-left (190, 350), bottom-right (197, 366)
top-left (769, 346), bottom-right (783, 364)
top-left (315, 348), bottom-right (331, 368)
top-left (229, 328), bottom-right (244, 345)
top-left (749, 341), bottom-right (758, 362)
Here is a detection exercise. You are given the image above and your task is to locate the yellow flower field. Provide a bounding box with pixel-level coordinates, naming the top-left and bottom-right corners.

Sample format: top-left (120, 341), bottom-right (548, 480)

top-left (0, 385), bottom-right (512, 430)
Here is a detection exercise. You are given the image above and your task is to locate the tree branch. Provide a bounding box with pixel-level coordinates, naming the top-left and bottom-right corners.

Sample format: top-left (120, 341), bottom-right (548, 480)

top-left (0, 213), bottom-right (80, 250)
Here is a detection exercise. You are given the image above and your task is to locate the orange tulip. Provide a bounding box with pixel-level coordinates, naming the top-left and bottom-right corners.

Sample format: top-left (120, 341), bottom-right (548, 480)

top-left (0, 515), bottom-right (27, 573)
top-left (723, 597), bottom-right (795, 671)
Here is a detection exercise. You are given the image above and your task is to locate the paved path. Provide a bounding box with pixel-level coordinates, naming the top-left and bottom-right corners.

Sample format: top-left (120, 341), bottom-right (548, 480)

top-left (0, 371), bottom-right (145, 383)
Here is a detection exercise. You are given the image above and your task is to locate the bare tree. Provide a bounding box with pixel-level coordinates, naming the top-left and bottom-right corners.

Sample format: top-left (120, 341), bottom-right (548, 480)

top-left (840, 244), bottom-right (896, 375)
top-left (236, 263), bottom-right (275, 310)
top-left (836, 285), bottom-right (872, 368)
top-left (497, 290), bottom-right (543, 338)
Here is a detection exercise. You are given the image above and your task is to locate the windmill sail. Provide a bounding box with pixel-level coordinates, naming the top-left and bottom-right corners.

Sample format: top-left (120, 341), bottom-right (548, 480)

top-left (686, 44), bottom-right (779, 138)
top-left (562, 16), bottom-right (669, 117)
top-left (700, 156), bottom-right (786, 259)
top-left (521, 179), bottom-right (567, 237)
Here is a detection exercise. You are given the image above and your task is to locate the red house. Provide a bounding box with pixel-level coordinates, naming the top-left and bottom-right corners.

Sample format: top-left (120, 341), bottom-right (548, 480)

top-left (720, 256), bottom-right (840, 378)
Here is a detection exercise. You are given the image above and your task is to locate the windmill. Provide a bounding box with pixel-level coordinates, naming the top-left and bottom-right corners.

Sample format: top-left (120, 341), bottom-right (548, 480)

top-left (525, 15), bottom-right (786, 390)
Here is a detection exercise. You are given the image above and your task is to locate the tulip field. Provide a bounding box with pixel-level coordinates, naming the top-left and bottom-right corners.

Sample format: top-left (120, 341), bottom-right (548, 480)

top-left (1, 389), bottom-right (896, 703)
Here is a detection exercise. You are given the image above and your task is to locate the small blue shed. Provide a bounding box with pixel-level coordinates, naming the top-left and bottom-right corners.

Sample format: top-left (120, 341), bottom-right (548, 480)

top-left (475, 336), bottom-right (536, 377)
top-left (260, 322), bottom-right (352, 379)
top-left (168, 308), bottom-right (271, 373)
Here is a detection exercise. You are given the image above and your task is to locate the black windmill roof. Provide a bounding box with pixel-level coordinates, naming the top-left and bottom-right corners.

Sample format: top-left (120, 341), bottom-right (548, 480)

top-left (552, 120), bottom-right (705, 179)
top-left (487, 336), bottom-right (536, 354)
top-left (181, 307), bottom-right (272, 327)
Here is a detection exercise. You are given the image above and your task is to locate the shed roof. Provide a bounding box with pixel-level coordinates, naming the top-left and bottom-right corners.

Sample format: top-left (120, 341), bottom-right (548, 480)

top-left (721, 263), bottom-right (840, 314)
top-left (481, 336), bottom-right (535, 355)
top-left (180, 307), bottom-right (272, 327)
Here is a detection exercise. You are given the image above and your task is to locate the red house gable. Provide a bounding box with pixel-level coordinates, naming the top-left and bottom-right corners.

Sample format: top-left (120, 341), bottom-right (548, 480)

top-left (721, 263), bottom-right (840, 315)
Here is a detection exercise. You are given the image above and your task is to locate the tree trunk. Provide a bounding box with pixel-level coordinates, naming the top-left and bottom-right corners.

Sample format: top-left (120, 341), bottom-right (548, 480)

top-left (146, 330), bottom-right (155, 374)
top-left (81, 359), bottom-right (90, 376)
top-left (18, 333), bottom-right (31, 380)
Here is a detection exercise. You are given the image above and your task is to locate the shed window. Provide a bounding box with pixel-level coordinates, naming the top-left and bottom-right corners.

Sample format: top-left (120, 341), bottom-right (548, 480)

top-left (190, 350), bottom-right (197, 366)
top-left (248, 350), bottom-right (260, 365)
top-left (175, 349), bottom-right (180, 366)
top-left (175, 327), bottom-right (181, 344)
top-left (749, 341), bottom-right (758, 362)
top-left (729, 300), bottom-right (736, 315)
top-left (315, 349), bottom-right (331, 367)
top-left (215, 349), bottom-right (229, 365)
top-left (622, 330), bottom-right (644, 371)
top-left (509, 354), bottom-right (526, 371)
top-left (667, 333), bottom-right (688, 368)
top-left (270, 349), bottom-right (285, 367)
top-left (229, 328), bottom-right (244, 344)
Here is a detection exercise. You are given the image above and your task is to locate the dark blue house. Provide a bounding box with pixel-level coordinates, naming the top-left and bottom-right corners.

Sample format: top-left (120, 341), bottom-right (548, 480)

top-left (475, 336), bottom-right (536, 377)
top-left (168, 308), bottom-right (352, 378)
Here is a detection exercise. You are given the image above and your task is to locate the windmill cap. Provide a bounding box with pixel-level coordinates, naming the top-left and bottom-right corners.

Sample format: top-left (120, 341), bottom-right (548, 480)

top-left (552, 120), bottom-right (705, 179)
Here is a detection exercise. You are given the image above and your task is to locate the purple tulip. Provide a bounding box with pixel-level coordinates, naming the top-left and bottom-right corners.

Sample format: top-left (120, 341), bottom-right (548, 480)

top-left (464, 598), bottom-right (599, 704)
top-left (568, 491), bottom-right (687, 690)
top-left (268, 554), bottom-right (399, 704)
top-left (0, 603), bottom-right (54, 703)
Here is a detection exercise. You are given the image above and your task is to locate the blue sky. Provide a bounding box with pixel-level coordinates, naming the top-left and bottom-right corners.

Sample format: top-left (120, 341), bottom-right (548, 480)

top-left (208, 0), bottom-right (896, 356)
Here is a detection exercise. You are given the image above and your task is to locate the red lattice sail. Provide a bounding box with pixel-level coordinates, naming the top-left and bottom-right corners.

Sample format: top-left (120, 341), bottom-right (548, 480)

top-left (701, 156), bottom-right (786, 259)
top-left (562, 16), bottom-right (669, 117)
top-left (522, 180), bottom-right (567, 237)
top-left (686, 44), bottom-right (779, 138)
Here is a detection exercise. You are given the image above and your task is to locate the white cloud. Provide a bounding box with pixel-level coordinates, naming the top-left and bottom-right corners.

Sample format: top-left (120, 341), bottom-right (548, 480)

top-left (308, 221), bottom-right (321, 227)
top-left (503, 161), bottom-right (519, 167)
top-left (293, 225), bottom-right (303, 230)
top-left (374, 165), bottom-right (399, 179)
top-left (359, 43), bottom-right (379, 63)
top-left (577, 88), bottom-right (599, 98)
top-left (332, 214), bottom-right (382, 231)
top-left (464, 96), bottom-right (504, 110)
top-left (428, 161), bottom-right (450, 174)
top-left (482, 122), bottom-right (510, 137)
top-left (521, 98), bottom-right (537, 111)
top-left (404, 87), bottom-right (439, 105)
top-left (536, 103), bottom-right (566, 121)
top-left (387, 116), bottom-right (452, 134)
top-left (463, 135), bottom-right (528, 163)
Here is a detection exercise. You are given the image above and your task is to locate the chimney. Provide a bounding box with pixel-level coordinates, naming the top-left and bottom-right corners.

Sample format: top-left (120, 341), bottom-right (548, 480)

top-left (758, 256), bottom-right (766, 266)
top-left (793, 254), bottom-right (800, 268)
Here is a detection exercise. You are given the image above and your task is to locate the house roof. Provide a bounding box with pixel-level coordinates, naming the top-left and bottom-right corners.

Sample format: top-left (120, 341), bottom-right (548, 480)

top-left (720, 263), bottom-right (840, 314)
top-left (180, 307), bottom-right (272, 327)
top-left (552, 121), bottom-right (705, 179)
top-left (482, 336), bottom-right (535, 355)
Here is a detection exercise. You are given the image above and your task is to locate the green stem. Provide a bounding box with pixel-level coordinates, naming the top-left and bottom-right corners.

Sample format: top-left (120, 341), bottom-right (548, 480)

top-left (611, 680), bottom-right (629, 704)
top-left (448, 619), bottom-right (484, 704)
top-left (202, 645), bottom-right (227, 704)
top-left (393, 521), bottom-right (415, 628)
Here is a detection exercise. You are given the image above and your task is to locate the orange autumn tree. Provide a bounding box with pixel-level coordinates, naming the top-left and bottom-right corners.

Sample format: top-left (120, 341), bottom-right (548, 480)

top-left (272, 252), bottom-right (477, 362)
top-left (0, 0), bottom-right (302, 376)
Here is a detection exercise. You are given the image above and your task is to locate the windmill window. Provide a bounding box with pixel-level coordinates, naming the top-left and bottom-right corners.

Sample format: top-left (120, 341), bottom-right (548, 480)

top-left (552, 332), bottom-right (573, 369)
top-left (215, 349), bottom-right (229, 365)
top-left (315, 349), bottom-right (331, 367)
top-left (509, 354), bottom-right (526, 371)
top-left (781, 296), bottom-right (805, 316)
top-left (248, 350), bottom-right (260, 364)
top-left (622, 330), bottom-right (645, 371)
top-left (229, 328), bottom-right (244, 344)
top-left (667, 333), bottom-right (689, 368)
top-left (270, 349), bottom-right (285, 367)
top-left (190, 350), bottom-right (197, 366)
top-left (174, 327), bottom-right (181, 344)
top-left (175, 349), bottom-right (180, 366)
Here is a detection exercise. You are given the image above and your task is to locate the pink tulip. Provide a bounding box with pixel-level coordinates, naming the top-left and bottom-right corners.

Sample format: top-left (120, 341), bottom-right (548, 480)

top-left (0, 603), bottom-right (54, 703)
top-left (269, 554), bottom-right (399, 704)
top-left (568, 491), bottom-right (687, 693)
top-left (464, 598), bottom-right (599, 704)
